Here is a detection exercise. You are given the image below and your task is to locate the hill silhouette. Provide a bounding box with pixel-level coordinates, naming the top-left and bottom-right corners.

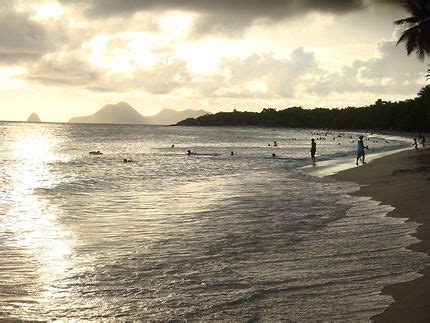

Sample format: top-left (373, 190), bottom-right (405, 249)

top-left (69, 102), bottom-right (208, 125)
top-left (69, 102), bottom-right (145, 124)
top-left (145, 108), bottom-right (207, 125)
top-left (27, 112), bottom-right (41, 123)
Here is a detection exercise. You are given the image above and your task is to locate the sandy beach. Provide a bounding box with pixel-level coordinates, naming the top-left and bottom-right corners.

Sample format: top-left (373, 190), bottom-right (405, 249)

top-left (333, 147), bottom-right (430, 322)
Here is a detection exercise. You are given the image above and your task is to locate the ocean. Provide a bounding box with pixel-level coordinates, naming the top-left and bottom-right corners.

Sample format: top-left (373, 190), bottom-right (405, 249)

top-left (0, 121), bottom-right (427, 320)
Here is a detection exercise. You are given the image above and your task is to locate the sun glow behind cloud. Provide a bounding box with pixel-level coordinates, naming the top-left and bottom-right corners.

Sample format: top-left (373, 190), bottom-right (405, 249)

top-left (159, 12), bottom-right (193, 38)
top-left (31, 2), bottom-right (64, 19)
top-left (0, 67), bottom-right (26, 88)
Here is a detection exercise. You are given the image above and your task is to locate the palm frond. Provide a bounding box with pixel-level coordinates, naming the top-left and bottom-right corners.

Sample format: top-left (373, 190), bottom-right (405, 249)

top-left (416, 38), bottom-right (426, 60)
top-left (397, 26), bottom-right (421, 57)
top-left (394, 16), bottom-right (420, 27)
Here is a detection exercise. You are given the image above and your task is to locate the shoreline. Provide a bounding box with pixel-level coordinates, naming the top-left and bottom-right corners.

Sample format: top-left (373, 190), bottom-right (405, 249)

top-left (331, 148), bottom-right (430, 322)
top-left (302, 147), bottom-right (412, 177)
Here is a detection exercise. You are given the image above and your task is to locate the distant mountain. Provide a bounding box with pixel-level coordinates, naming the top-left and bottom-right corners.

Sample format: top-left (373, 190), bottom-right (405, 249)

top-left (144, 108), bottom-right (208, 125)
top-left (27, 112), bottom-right (41, 122)
top-left (69, 102), bottom-right (146, 124)
top-left (68, 102), bottom-right (208, 125)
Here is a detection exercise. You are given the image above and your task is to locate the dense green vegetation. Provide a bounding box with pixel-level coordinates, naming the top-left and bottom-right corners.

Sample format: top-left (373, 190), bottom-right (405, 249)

top-left (177, 85), bottom-right (430, 132)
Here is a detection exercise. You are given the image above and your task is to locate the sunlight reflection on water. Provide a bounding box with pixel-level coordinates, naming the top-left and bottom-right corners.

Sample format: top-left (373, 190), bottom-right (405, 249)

top-left (4, 128), bottom-right (76, 302)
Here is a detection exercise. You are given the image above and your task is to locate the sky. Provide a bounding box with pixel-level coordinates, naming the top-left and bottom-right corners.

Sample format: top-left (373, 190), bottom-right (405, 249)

top-left (0, 0), bottom-right (428, 122)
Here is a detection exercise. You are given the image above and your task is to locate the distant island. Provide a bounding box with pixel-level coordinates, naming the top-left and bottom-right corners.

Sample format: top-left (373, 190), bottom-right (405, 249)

top-left (27, 112), bottom-right (41, 123)
top-left (69, 102), bottom-right (208, 125)
top-left (177, 85), bottom-right (430, 132)
top-left (144, 108), bottom-right (208, 125)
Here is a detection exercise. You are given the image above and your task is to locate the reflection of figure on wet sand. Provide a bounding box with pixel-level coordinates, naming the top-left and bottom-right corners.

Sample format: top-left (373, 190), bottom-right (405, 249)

top-left (310, 138), bottom-right (316, 163)
top-left (418, 133), bottom-right (426, 147)
top-left (414, 138), bottom-right (419, 150)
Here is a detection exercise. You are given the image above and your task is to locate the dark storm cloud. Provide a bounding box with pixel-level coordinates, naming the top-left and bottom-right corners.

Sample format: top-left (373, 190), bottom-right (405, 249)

top-left (61, 0), bottom-right (367, 17)
top-left (60, 0), bottom-right (401, 35)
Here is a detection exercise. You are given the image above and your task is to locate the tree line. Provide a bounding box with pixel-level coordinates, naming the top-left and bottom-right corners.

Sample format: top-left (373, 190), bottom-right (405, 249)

top-left (177, 85), bottom-right (430, 132)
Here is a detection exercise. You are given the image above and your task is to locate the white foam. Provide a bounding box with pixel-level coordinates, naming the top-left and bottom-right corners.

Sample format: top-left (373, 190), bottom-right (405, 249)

top-left (302, 147), bottom-right (412, 177)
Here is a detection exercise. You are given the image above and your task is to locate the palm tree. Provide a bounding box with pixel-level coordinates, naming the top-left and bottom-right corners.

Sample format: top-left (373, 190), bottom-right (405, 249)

top-left (395, 0), bottom-right (430, 59)
top-left (395, 0), bottom-right (430, 79)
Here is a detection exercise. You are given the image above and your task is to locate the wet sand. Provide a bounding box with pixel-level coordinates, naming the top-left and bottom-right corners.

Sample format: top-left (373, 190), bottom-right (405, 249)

top-left (333, 148), bottom-right (430, 322)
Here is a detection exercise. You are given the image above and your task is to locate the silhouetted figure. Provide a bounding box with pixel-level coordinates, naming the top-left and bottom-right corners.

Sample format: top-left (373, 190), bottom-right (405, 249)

top-left (414, 138), bottom-right (419, 150)
top-left (272, 153), bottom-right (276, 157)
top-left (356, 136), bottom-right (369, 165)
top-left (274, 141), bottom-right (278, 147)
top-left (231, 151), bottom-right (234, 155)
top-left (310, 138), bottom-right (316, 163)
top-left (89, 151), bottom-right (103, 155)
top-left (171, 144), bottom-right (175, 148)
top-left (187, 150), bottom-right (192, 155)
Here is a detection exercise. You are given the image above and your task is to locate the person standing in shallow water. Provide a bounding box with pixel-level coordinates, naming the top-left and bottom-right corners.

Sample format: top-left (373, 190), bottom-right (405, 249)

top-left (414, 138), bottom-right (419, 150)
top-left (310, 138), bottom-right (316, 163)
top-left (356, 135), bottom-right (368, 165)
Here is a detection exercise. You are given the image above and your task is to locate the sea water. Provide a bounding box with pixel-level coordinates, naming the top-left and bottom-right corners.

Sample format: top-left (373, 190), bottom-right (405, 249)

top-left (0, 122), bottom-right (427, 320)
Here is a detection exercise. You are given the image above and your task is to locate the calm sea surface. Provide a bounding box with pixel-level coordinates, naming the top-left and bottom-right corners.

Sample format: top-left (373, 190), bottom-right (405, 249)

top-left (0, 122), bottom-right (427, 320)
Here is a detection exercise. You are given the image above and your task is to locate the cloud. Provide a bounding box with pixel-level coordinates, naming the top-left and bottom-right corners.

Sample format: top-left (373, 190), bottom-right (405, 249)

top-left (60, 0), bottom-right (400, 36)
top-left (309, 39), bottom-right (427, 95)
top-left (61, 0), bottom-right (378, 17)
top-left (0, 5), bottom-right (54, 64)
top-left (209, 48), bottom-right (319, 98)
top-left (23, 51), bottom-right (191, 95)
top-left (24, 52), bottom-right (101, 86)
top-left (20, 37), bottom-right (425, 103)
top-left (121, 59), bottom-right (192, 94)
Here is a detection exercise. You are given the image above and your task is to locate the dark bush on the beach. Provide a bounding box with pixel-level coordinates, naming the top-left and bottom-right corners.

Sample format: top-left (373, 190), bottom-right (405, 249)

top-left (177, 85), bottom-right (430, 132)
